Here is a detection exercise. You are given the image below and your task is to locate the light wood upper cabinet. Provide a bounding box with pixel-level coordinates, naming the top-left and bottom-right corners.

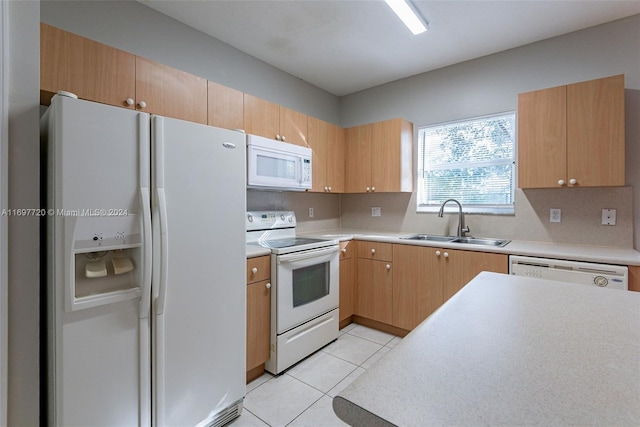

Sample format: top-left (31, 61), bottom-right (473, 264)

top-left (208, 81), bottom-right (244, 130)
top-left (345, 124), bottom-right (372, 193)
top-left (518, 75), bottom-right (625, 189)
top-left (40, 23), bottom-right (135, 108)
top-left (345, 118), bottom-right (413, 193)
top-left (244, 94), bottom-right (308, 146)
top-left (308, 117), bottom-right (345, 193)
top-left (41, 24), bottom-right (208, 124)
top-left (135, 57), bottom-right (208, 125)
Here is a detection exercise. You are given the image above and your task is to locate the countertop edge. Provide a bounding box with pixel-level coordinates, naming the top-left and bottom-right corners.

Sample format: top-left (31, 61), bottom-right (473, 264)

top-left (299, 229), bottom-right (640, 266)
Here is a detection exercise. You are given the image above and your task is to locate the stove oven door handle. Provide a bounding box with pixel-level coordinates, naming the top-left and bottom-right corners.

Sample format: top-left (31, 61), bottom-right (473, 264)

top-left (277, 245), bottom-right (339, 264)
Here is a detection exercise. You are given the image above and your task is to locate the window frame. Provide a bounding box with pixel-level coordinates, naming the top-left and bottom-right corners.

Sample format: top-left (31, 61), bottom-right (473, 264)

top-left (416, 111), bottom-right (516, 215)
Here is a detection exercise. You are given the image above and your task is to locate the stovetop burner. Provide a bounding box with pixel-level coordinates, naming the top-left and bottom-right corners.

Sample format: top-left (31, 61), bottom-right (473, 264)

top-left (248, 237), bottom-right (330, 250)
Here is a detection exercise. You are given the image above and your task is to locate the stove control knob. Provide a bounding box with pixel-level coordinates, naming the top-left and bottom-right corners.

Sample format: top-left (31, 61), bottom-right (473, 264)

top-left (247, 214), bottom-right (253, 222)
top-left (281, 214), bottom-right (285, 220)
top-left (288, 216), bottom-right (293, 222)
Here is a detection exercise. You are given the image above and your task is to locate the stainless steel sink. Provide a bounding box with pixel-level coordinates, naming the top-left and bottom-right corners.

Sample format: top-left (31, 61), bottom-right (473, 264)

top-left (401, 234), bottom-right (456, 242)
top-left (451, 237), bottom-right (510, 247)
top-left (401, 234), bottom-right (510, 247)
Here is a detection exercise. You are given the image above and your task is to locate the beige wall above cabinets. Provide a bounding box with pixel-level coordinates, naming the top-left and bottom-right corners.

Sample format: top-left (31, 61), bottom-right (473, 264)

top-left (41, 23), bottom-right (208, 124)
top-left (243, 94), bottom-right (308, 146)
top-left (344, 118), bottom-right (413, 193)
top-left (518, 74), bottom-right (625, 189)
top-left (307, 117), bottom-right (345, 193)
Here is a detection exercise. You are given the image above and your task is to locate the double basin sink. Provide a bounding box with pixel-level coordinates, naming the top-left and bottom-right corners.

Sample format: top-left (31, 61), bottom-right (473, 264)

top-left (401, 234), bottom-right (510, 247)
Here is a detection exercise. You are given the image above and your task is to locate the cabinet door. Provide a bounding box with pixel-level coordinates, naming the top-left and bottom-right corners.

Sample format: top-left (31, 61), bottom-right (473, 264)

top-left (208, 81), bottom-right (244, 130)
top-left (441, 249), bottom-right (466, 302)
top-left (280, 106), bottom-right (308, 147)
top-left (392, 245), bottom-right (443, 330)
top-left (327, 124), bottom-right (346, 193)
top-left (344, 124), bottom-right (372, 193)
top-left (40, 23), bottom-right (135, 108)
top-left (308, 117), bottom-right (330, 192)
top-left (567, 75), bottom-right (625, 187)
top-left (135, 57), bottom-right (207, 124)
top-left (339, 256), bottom-right (356, 322)
top-left (244, 94), bottom-right (280, 139)
top-left (460, 251), bottom-right (508, 285)
top-left (246, 279), bottom-right (271, 371)
top-left (517, 85), bottom-right (567, 189)
top-left (356, 259), bottom-right (392, 324)
top-left (371, 118), bottom-right (413, 193)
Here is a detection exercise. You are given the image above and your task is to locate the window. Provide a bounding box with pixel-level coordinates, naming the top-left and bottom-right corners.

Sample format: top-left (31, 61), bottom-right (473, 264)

top-left (417, 112), bottom-right (515, 214)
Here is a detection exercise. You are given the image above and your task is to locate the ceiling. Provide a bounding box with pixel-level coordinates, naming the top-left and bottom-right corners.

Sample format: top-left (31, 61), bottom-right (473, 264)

top-left (138, 0), bottom-right (640, 96)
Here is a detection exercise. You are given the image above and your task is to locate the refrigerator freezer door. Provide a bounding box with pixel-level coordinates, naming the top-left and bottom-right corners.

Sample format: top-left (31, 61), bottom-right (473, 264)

top-left (151, 116), bottom-right (247, 426)
top-left (44, 95), bottom-right (151, 426)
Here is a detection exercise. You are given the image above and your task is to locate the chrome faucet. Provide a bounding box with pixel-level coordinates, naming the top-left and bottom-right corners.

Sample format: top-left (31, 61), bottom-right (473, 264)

top-left (438, 199), bottom-right (470, 237)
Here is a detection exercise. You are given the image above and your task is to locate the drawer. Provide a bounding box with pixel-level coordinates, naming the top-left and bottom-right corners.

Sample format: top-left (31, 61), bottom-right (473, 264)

top-left (247, 255), bottom-right (270, 284)
top-left (339, 241), bottom-right (354, 260)
top-left (357, 241), bottom-right (393, 261)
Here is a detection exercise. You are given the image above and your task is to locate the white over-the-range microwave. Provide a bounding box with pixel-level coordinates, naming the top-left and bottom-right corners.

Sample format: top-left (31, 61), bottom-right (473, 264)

top-left (246, 134), bottom-right (312, 191)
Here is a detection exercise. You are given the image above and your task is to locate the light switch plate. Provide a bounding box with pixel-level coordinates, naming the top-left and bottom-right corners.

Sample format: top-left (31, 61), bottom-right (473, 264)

top-left (550, 208), bottom-right (561, 223)
top-left (308, 207), bottom-right (314, 218)
top-left (372, 207), bottom-right (381, 217)
top-left (602, 208), bottom-right (616, 225)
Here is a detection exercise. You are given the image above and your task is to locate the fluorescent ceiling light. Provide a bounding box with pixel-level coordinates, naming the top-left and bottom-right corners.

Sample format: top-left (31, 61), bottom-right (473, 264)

top-left (384, 0), bottom-right (428, 35)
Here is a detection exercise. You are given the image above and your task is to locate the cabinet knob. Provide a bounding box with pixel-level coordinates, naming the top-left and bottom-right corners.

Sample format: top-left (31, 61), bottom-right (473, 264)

top-left (324, 186), bottom-right (328, 191)
top-left (251, 267), bottom-right (258, 274)
top-left (328, 186), bottom-right (332, 192)
top-left (371, 248), bottom-right (376, 254)
top-left (569, 178), bottom-right (577, 185)
top-left (265, 283), bottom-right (271, 289)
top-left (386, 264), bottom-right (391, 270)
top-left (558, 179), bottom-right (565, 186)
top-left (281, 135), bottom-right (286, 141)
top-left (444, 252), bottom-right (449, 258)
top-left (366, 187), bottom-right (371, 192)
top-left (138, 100), bottom-right (147, 109)
top-left (435, 250), bottom-right (441, 256)
top-left (371, 186), bottom-right (376, 192)
top-left (276, 134), bottom-right (281, 141)
top-left (342, 248), bottom-right (347, 254)
top-left (125, 98), bottom-right (134, 106)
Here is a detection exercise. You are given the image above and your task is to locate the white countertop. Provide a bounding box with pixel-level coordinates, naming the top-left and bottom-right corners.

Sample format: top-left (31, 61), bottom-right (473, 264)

top-left (333, 272), bottom-right (640, 426)
top-left (299, 228), bottom-right (640, 266)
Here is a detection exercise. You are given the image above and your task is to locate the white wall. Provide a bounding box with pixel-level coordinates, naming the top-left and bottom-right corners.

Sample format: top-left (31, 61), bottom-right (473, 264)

top-left (339, 15), bottom-right (640, 248)
top-left (7, 1), bottom-right (40, 425)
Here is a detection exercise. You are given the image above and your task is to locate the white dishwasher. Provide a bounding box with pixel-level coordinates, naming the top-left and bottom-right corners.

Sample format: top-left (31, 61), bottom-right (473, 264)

top-left (509, 255), bottom-right (628, 290)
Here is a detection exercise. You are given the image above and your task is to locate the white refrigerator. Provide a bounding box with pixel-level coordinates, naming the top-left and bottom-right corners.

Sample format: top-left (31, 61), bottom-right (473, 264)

top-left (42, 93), bottom-right (246, 426)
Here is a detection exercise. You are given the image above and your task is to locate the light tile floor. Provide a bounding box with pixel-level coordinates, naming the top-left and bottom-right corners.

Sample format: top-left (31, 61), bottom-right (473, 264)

top-left (230, 324), bottom-right (402, 427)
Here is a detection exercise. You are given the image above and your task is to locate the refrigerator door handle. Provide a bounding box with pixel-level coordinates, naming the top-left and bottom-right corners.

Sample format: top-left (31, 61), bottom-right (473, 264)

top-left (139, 187), bottom-right (152, 319)
top-left (155, 187), bottom-right (169, 315)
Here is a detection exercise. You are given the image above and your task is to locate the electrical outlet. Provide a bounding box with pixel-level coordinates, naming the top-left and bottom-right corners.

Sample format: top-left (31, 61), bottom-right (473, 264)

top-left (550, 208), bottom-right (561, 223)
top-left (602, 208), bottom-right (616, 225)
top-left (308, 207), bottom-right (314, 218)
top-left (371, 207), bottom-right (381, 217)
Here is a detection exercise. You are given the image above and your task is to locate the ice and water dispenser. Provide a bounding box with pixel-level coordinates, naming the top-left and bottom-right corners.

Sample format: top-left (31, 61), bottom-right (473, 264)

top-left (67, 214), bottom-right (143, 311)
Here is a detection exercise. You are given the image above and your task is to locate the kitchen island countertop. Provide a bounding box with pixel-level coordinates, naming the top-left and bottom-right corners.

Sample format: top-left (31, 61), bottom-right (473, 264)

top-left (333, 272), bottom-right (640, 426)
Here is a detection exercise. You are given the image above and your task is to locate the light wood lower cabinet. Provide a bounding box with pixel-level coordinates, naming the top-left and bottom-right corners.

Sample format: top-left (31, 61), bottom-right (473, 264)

top-left (629, 265), bottom-right (640, 292)
top-left (246, 256), bottom-right (271, 382)
top-left (339, 241), bottom-right (355, 326)
top-left (353, 241), bottom-right (508, 333)
top-left (355, 242), bottom-right (393, 324)
top-left (392, 245), bottom-right (443, 330)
